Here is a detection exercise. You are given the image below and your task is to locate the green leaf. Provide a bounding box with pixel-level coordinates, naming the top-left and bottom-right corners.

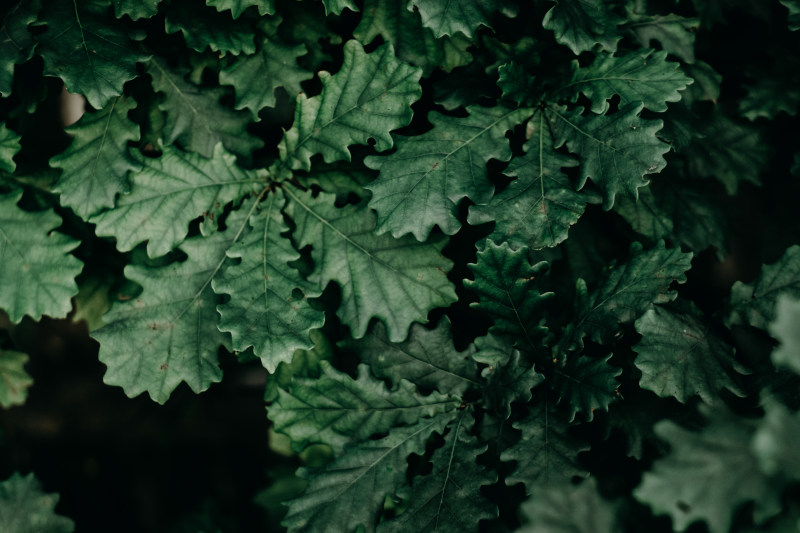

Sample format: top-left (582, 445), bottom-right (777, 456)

top-left (752, 402), bottom-right (800, 482)
top-left (282, 413), bottom-right (456, 533)
top-left (91, 144), bottom-right (262, 257)
top-left (354, 0), bottom-right (473, 76)
top-left (165, 1), bottom-right (256, 57)
top-left (517, 478), bottom-right (619, 533)
top-left (378, 411), bottom-right (497, 532)
top-left (554, 49), bottom-right (693, 114)
top-left (728, 245), bottom-right (800, 331)
top-left (0, 1), bottom-right (38, 97)
top-left (477, 337), bottom-right (544, 419)
top-left (207, 0), bottom-right (275, 18)
top-left (408, 0), bottom-right (517, 38)
top-left (111, 0), bottom-right (160, 20)
top-left (51, 97), bottom-right (140, 219)
top-left (270, 360), bottom-right (459, 452)
top-left (621, 12), bottom-right (699, 64)
top-left (635, 407), bottom-right (784, 533)
top-left (322, 0), bottom-right (359, 15)
top-left (0, 473), bottom-right (74, 533)
top-left (148, 58), bottom-right (263, 158)
top-left (366, 105), bottom-right (530, 240)
top-left (92, 218), bottom-right (247, 403)
top-left (0, 122), bottom-right (20, 174)
top-left (284, 187), bottom-right (457, 341)
top-left (213, 192), bottom-right (323, 371)
top-left (279, 40), bottom-right (422, 171)
top-left (220, 37), bottom-right (312, 117)
top-left (466, 240), bottom-right (553, 352)
top-left (502, 398), bottom-right (589, 493)
top-left (548, 102), bottom-right (670, 209)
top-left (781, 0), bottom-right (800, 30)
top-left (633, 305), bottom-right (747, 403)
top-left (0, 350), bottom-right (33, 408)
top-left (542, 0), bottom-right (621, 55)
top-left (497, 61), bottom-right (536, 106)
top-left (740, 75), bottom-right (800, 121)
top-left (468, 110), bottom-right (599, 250)
top-left (263, 329), bottom-right (331, 403)
top-left (297, 167), bottom-right (374, 203)
top-left (769, 295), bottom-right (800, 374)
top-left (348, 318), bottom-right (480, 396)
top-left (36, 0), bottom-right (149, 109)
top-left (0, 191), bottom-right (83, 323)
top-left (551, 353), bottom-right (621, 421)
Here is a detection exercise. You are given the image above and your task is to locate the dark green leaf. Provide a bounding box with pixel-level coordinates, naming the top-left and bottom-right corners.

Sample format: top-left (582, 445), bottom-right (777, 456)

top-left (111, 0), bottom-right (160, 20)
top-left (165, 2), bottom-right (256, 57)
top-left (0, 350), bottom-right (32, 408)
top-left (0, 473), bottom-right (74, 533)
top-left (740, 76), bottom-right (800, 121)
top-left (0, 123), bottom-right (20, 173)
top-left (769, 295), bottom-right (800, 374)
top-left (517, 478), bottom-right (619, 533)
top-left (621, 12), bottom-right (698, 64)
top-left (781, 0), bottom-right (800, 30)
top-left (408, 0), bottom-right (517, 38)
top-left (542, 0), bottom-right (621, 55)
top-left (206, 0), bottom-right (275, 18)
top-left (551, 353), bottom-right (621, 421)
top-left (322, 0), bottom-right (359, 15)
top-left (477, 337), bottom-right (544, 419)
top-left (497, 61), bottom-right (536, 106)
top-left (0, 1), bottom-right (38, 97)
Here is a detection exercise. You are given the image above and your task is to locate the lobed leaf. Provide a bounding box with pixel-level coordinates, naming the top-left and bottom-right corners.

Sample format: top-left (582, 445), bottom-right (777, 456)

top-left (476, 337), bottom-right (544, 419)
top-left (752, 402), bottom-right (800, 482)
top-left (542, 0), bottom-right (621, 55)
top-left (517, 478), bottom-right (619, 533)
top-left (408, 0), bottom-right (517, 38)
top-left (551, 353), bottom-right (621, 421)
top-left (0, 1), bottom-right (38, 97)
top-left (0, 350), bottom-right (33, 408)
top-left (0, 473), bottom-right (74, 533)
top-left (111, 0), bottom-right (160, 20)
top-left (621, 12), bottom-right (698, 64)
top-left (769, 295), bottom-right (800, 374)
top-left (322, 0), bottom-right (359, 15)
top-left (0, 122), bottom-right (20, 174)
top-left (206, 0), bottom-right (275, 18)
top-left (165, 1), bottom-right (256, 57)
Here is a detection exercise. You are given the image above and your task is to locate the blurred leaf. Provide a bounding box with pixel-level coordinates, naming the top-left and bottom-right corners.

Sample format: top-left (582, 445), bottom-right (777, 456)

top-left (0, 350), bottom-right (32, 408)
top-left (0, 473), bottom-right (74, 533)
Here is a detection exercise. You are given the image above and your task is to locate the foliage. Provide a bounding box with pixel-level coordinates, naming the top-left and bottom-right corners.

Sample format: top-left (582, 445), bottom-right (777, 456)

top-left (1, 0), bottom-right (799, 531)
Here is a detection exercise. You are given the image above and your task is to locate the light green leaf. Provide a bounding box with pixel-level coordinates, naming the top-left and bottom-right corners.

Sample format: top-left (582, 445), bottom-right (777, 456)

top-left (0, 1), bottom-right (38, 97)
top-left (0, 191), bottom-right (83, 323)
top-left (548, 102), bottom-right (670, 210)
top-left (220, 37), bottom-right (312, 117)
top-left (551, 353), bottom-right (621, 421)
top-left (36, 0), bottom-right (149, 109)
top-left (621, 12), bottom-right (699, 64)
top-left (0, 473), bottom-right (74, 533)
top-left (92, 218), bottom-right (247, 403)
top-left (468, 110), bottom-right (598, 250)
top-left (781, 0), bottom-right (800, 30)
top-left (502, 398), bottom-right (589, 494)
top-left (279, 40), bottom-right (422, 171)
top-left (379, 411), bottom-right (497, 532)
top-left (285, 188), bottom-right (457, 341)
top-left (635, 407), bottom-right (784, 533)
top-left (282, 413), bottom-right (456, 533)
top-left (517, 478), bottom-right (619, 533)
top-left (207, 0), bottom-right (275, 18)
top-left (633, 305), bottom-right (747, 403)
top-left (542, 0), bottom-right (621, 55)
top-left (270, 360), bottom-right (459, 452)
top-left (111, 0), bottom-right (160, 20)
top-left (0, 350), bottom-right (33, 408)
top-left (0, 123), bottom-right (20, 174)
top-left (555, 49), bottom-right (693, 114)
top-left (366, 105), bottom-right (530, 240)
top-left (322, 0), bottom-right (359, 15)
top-left (728, 245), bottom-right (800, 331)
top-left (770, 295), bottom-right (800, 374)
top-left (408, 0), bottom-right (517, 38)
top-left (165, 1), bottom-right (256, 56)
top-left (752, 402), bottom-right (800, 481)
top-left (91, 144), bottom-right (263, 258)
top-left (348, 318), bottom-right (480, 396)
top-left (148, 58), bottom-right (263, 158)
top-left (466, 240), bottom-right (553, 352)
top-left (214, 192), bottom-right (323, 371)
top-left (51, 97), bottom-right (140, 219)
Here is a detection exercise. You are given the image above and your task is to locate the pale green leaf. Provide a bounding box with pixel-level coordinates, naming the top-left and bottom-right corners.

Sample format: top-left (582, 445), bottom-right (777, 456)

top-left (548, 102), bottom-right (670, 209)
top-left (366, 106), bottom-right (530, 240)
top-left (633, 305), bottom-right (747, 403)
top-left (51, 97), bottom-right (140, 219)
top-left (207, 0), bottom-right (275, 18)
top-left (270, 360), bottom-right (459, 452)
top-left (0, 1), bottom-right (38, 97)
top-left (0, 350), bottom-right (32, 408)
top-left (0, 473), bottom-right (74, 533)
top-left (770, 295), bottom-right (800, 374)
top-left (379, 411), bottom-right (497, 532)
top-left (220, 37), bottom-right (312, 117)
top-left (213, 192), bottom-right (323, 371)
top-left (555, 49), bottom-right (693, 114)
top-left (282, 413), bottom-right (456, 533)
top-left (752, 402), bottom-right (800, 481)
top-left (37, 0), bottom-right (149, 109)
top-left (551, 353), bottom-right (621, 421)
top-left (111, 0), bottom-right (160, 20)
top-left (468, 110), bottom-right (599, 249)
top-left (165, 1), bottom-right (256, 57)
top-left (728, 245), bottom-right (800, 331)
top-left (542, 0), bottom-right (621, 55)
top-left (0, 123), bottom-right (20, 174)
top-left (517, 478), bottom-right (619, 533)
top-left (285, 187), bottom-right (457, 341)
top-left (148, 58), bottom-right (263, 158)
top-left (322, 0), bottom-right (359, 15)
top-left (279, 40), bottom-right (422, 171)
top-left (0, 191), bottom-right (83, 323)
top-left (408, 0), bottom-right (517, 38)
top-left (348, 318), bottom-right (480, 396)
top-left (621, 12), bottom-right (698, 64)
top-left (635, 407), bottom-right (784, 533)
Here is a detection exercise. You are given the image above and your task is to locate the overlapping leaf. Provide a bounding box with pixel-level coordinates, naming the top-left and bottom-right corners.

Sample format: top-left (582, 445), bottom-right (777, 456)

top-left (207, 0), bottom-right (275, 18)
top-left (282, 413), bottom-right (455, 533)
top-left (0, 350), bottom-right (33, 408)
top-left (621, 13), bottom-right (698, 64)
top-left (165, 1), bottom-right (256, 56)
top-left (408, 0), bottom-right (517, 38)
top-left (0, 123), bottom-right (20, 174)
top-left (769, 295), bottom-right (800, 374)
top-left (366, 106), bottom-right (530, 239)
top-left (285, 188), bottom-right (457, 341)
top-left (0, 1), bottom-right (38, 97)
top-left (548, 102), bottom-right (670, 209)
top-left (111, 0), bottom-right (159, 20)
top-left (51, 97), bottom-right (140, 219)
top-left (542, 0), bottom-right (621, 55)
top-left (91, 144), bottom-right (262, 257)
top-left (0, 191), bottom-right (83, 323)
top-left (476, 337), bottom-right (543, 419)
top-left (517, 478), bottom-right (619, 533)
top-left (279, 40), bottom-right (422, 171)
top-left (552, 352), bottom-right (621, 422)
top-left (322, 0), bottom-right (359, 15)
top-left (270, 361), bottom-right (459, 452)
top-left (0, 473), bottom-right (74, 533)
